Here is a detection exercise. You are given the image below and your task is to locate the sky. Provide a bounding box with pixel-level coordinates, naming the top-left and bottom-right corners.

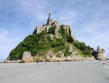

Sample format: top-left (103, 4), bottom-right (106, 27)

top-left (0, 0), bottom-right (109, 62)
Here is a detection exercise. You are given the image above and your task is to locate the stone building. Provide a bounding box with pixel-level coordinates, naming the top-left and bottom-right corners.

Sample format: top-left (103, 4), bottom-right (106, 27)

top-left (92, 46), bottom-right (106, 60)
top-left (33, 12), bottom-right (76, 41)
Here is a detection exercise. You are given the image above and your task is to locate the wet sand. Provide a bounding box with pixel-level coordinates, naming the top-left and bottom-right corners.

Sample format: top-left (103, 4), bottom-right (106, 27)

top-left (0, 61), bottom-right (108, 83)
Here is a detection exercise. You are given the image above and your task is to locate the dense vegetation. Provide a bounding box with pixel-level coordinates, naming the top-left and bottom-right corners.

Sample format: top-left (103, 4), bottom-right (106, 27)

top-left (72, 41), bottom-right (94, 57)
top-left (59, 26), bottom-right (73, 42)
top-left (48, 26), bottom-right (56, 34)
top-left (8, 26), bottom-right (93, 60)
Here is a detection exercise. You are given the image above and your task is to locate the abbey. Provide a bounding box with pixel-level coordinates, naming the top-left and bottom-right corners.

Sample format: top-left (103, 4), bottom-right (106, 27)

top-left (7, 13), bottom-right (106, 62)
top-left (33, 13), bottom-right (76, 41)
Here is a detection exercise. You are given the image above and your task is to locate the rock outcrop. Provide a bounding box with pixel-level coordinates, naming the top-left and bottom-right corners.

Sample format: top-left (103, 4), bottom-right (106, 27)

top-left (92, 46), bottom-right (106, 60)
top-left (32, 49), bottom-right (95, 62)
top-left (22, 51), bottom-right (33, 63)
top-left (33, 12), bottom-right (76, 41)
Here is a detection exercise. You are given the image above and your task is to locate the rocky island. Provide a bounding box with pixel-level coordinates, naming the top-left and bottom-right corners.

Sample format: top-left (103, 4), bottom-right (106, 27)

top-left (7, 13), bottom-right (106, 63)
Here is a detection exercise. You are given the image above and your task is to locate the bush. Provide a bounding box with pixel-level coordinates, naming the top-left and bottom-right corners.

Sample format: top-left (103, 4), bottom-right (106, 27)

top-left (8, 31), bottom-right (50, 60)
top-left (72, 41), bottom-right (93, 57)
top-left (67, 35), bottom-right (73, 43)
top-left (8, 32), bottom-right (66, 60)
top-left (64, 47), bottom-right (72, 56)
top-left (48, 26), bottom-right (56, 34)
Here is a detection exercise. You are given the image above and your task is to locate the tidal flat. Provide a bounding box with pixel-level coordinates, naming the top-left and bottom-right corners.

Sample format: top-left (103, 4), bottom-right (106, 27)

top-left (0, 61), bottom-right (109, 83)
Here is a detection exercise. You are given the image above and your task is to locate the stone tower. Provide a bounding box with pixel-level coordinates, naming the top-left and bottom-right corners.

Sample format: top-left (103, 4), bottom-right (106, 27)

top-left (92, 46), bottom-right (106, 60)
top-left (47, 12), bottom-right (53, 25)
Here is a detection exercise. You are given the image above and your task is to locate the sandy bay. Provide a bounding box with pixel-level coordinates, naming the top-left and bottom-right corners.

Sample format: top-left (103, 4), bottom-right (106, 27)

top-left (0, 61), bottom-right (109, 83)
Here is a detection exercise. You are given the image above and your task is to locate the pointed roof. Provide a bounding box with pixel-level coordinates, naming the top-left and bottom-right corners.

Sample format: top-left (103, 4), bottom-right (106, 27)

top-left (47, 12), bottom-right (53, 25)
top-left (48, 12), bottom-right (51, 19)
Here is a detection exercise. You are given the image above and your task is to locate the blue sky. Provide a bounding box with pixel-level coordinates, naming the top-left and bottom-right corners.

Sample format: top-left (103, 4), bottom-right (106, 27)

top-left (0, 0), bottom-right (109, 62)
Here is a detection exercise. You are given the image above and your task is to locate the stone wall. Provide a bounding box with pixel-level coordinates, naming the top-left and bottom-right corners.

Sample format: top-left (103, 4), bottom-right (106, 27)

top-left (60, 24), bottom-right (76, 41)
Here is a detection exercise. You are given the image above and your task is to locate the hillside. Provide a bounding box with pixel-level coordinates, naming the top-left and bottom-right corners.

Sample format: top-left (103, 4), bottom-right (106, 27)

top-left (8, 13), bottom-right (94, 61)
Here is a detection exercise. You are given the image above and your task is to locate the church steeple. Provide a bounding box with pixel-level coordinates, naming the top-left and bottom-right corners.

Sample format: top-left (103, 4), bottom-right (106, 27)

top-left (47, 12), bottom-right (53, 25)
top-left (48, 12), bottom-right (51, 19)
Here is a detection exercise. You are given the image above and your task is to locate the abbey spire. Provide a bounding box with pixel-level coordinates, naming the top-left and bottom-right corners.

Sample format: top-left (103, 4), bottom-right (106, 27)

top-left (47, 12), bottom-right (53, 25)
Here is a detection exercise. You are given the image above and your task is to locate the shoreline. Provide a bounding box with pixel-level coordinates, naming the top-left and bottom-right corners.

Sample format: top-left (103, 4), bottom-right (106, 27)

top-left (2, 59), bottom-right (108, 64)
